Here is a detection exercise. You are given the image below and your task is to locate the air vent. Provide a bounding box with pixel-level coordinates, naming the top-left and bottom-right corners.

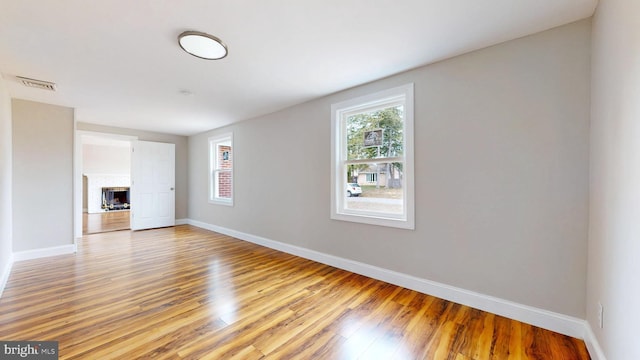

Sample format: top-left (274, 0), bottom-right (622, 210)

top-left (16, 76), bottom-right (56, 91)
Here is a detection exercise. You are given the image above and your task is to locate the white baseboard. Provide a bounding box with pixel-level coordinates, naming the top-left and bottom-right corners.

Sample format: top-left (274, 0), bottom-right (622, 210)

top-left (0, 254), bottom-right (14, 298)
top-left (187, 219), bottom-right (587, 340)
top-left (175, 218), bottom-right (188, 225)
top-left (12, 244), bottom-right (77, 262)
top-left (583, 322), bottom-right (607, 360)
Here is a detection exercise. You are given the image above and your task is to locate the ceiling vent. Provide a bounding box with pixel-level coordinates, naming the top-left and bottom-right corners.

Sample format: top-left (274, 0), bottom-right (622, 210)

top-left (16, 76), bottom-right (56, 91)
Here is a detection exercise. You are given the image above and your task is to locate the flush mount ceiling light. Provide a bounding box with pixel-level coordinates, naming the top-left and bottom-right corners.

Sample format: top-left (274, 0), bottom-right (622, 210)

top-left (178, 31), bottom-right (228, 60)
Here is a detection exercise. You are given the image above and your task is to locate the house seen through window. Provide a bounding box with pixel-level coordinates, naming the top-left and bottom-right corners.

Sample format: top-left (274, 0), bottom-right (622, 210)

top-left (209, 133), bottom-right (233, 206)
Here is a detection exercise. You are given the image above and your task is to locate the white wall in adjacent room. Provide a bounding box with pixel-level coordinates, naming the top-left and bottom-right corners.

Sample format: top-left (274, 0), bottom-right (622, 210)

top-left (83, 143), bottom-right (130, 175)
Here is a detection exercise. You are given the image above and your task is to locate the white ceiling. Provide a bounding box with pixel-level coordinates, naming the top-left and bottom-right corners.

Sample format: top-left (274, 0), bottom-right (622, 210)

top-left (0, 0), bottom-right (596, 136)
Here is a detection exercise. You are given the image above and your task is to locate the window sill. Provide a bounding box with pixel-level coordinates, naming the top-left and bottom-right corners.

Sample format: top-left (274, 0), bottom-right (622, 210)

top-left (330, 211), bottom-right (414, 230)
top-left (209, 199), bottom-right (234, 207)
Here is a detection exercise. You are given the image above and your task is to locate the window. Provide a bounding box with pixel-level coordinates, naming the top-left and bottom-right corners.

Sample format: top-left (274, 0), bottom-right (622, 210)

top-left (331, 84), bottom-right (414, 229)
top-left (209, 133), bottom-right (233, 206)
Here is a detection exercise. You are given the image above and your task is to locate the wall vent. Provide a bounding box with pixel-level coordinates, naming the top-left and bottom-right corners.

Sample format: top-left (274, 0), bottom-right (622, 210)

top-left (16, 76), bottom-right (56, 91)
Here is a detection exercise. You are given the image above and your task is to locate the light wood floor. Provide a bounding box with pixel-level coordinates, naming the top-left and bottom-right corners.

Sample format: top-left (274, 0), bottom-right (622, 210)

top-left (83, 210), bottom-right (130, 234)
top-left (0, 226), bottom-right (590, 359)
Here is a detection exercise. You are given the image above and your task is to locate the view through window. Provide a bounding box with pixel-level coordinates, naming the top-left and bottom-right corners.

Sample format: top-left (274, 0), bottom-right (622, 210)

top-left (209, 133), bottom-right (233, 206)
top-left (331, 84), bottom-right (414, 229)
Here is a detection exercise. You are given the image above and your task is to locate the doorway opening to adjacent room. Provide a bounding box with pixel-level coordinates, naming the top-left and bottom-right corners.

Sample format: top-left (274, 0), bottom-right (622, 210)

top-left (80, 134), bottom-right (132, 234)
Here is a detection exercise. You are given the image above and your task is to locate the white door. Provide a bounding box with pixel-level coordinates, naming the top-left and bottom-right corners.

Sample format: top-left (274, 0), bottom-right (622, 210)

top-left (130, 140), bottom-right (175, 230)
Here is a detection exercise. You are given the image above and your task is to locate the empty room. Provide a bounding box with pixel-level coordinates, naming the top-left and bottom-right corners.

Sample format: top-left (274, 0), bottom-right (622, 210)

top-left (0, 0), bottom-right (637, 359)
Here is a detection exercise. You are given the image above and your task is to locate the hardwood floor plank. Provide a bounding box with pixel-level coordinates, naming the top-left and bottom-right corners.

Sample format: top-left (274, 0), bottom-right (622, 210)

top-left (252, 273), bottom-right (358, 355)
top-left (509, 320), bottom-right (526, 359)
top-left (488, 314), bottom-right (512, 359)
top-left (390, 295), bottom-right (438, 358)
top-left (471, 311), bottom-right (495, 359)
top-left (83, 210), bottom-right (130, 234)
top-left (0, 225), bottom-right (590, 359)
top-left (116, 312), bottom-right (227, 359)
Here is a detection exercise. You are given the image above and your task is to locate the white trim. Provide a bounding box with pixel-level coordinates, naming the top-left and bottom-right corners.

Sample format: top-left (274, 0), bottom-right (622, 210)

top-left (0, 253), bottom-right (14, 298)
top-left (583, 322), bottom-right (607, 360)
top-left (175, 218), bottom-right (189, 225)
top-left (187, 218), bottom-right (588, 340)
top-left (12, 244), bottom-right (77, 262)
top-left (77, 130), bottom-right (138, 143)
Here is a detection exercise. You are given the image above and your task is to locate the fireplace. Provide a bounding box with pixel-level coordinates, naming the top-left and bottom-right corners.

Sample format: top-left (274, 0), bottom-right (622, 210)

top-left (102, 187), bottom-right (130, 211)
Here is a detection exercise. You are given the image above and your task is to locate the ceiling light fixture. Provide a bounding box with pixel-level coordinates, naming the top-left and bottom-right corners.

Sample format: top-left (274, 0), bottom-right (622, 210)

top-left (178, 31), bottom-right (228, 60)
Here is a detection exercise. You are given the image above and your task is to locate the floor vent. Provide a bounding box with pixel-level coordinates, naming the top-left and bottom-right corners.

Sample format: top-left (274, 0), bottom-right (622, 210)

top-left (16, 76), bottom-right (56, 91)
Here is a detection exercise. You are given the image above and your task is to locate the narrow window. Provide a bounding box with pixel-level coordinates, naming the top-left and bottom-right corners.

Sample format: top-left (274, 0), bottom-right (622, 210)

top-left (209, 133), bottom-right (233, 206)
top-left (331, 84), bottom-right (414, 229)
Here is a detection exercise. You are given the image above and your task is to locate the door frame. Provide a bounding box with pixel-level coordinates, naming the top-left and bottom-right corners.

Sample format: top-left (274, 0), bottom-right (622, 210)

top-left (73, 129), bottom-right (138, 243)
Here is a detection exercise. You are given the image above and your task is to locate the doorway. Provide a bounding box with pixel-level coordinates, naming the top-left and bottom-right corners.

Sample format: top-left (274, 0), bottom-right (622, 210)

top-left (80, 134), bottom-right (133, 235)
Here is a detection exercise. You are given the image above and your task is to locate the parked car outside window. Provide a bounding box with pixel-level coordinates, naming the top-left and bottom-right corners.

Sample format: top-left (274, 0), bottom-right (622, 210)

top-left (346, 183), bottom-right (362, 197)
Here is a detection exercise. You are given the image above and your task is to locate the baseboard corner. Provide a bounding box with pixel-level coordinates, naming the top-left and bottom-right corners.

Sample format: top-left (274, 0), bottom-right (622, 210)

top-left (0, 254), bottom-right (14, 298)
top-left (583, 321), bottom-right (607, 360)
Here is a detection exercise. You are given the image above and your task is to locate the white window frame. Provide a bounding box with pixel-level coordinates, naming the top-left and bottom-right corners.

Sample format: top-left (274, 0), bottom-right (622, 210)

top-left (331, 83), bottom-right (415, 229)
top-left (209, 133), bottom-right (234, 206)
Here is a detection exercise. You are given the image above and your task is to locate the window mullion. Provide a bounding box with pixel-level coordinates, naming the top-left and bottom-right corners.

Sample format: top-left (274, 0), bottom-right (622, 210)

top-left (344, 157), bottom-right (404, 165)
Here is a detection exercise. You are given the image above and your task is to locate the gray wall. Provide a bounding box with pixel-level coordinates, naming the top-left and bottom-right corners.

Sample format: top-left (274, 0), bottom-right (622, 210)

top-left (588, 0), bottom-right (640, 358)
top-left (189, 20), bottom-right (591, 317)
top-left (76, 123), bottom-right (189, 220)
top-left (12, 99), bottom-right (74, 252)
top-left (0, 75), bottom-right (12, 283)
